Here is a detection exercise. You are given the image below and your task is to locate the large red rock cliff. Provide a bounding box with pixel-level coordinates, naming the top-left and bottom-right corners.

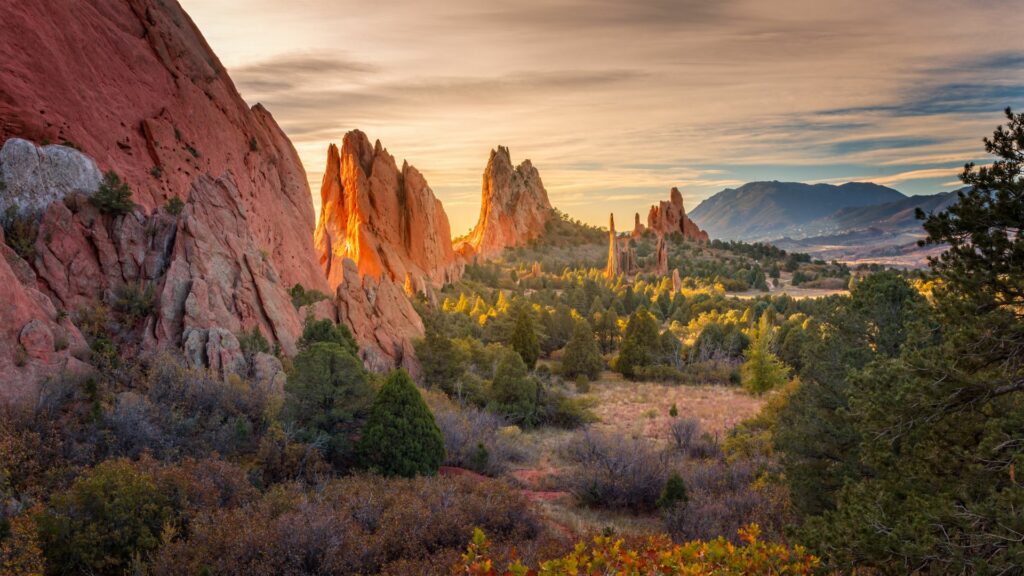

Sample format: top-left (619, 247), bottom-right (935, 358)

top-left (0, 0), bottom-right (324, 292)
top-left (0, 0), bottom-right (420, 398)
top-left (456, 146), bottom-right (553, 259)
top-left (314, 131), bottom-right (462, 293)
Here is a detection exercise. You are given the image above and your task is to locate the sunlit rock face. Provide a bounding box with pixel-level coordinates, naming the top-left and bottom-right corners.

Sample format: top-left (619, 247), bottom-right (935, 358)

top-left (456, 146), bottom-right (553, 259)
top-left (605, 213), bottom-right (638, 278)
top-left (605, 214), bottom-right (620, 279)
top-left (315, 131), bottom-right (463, 293)
top-left (647, 187), bottom-right (710, 242)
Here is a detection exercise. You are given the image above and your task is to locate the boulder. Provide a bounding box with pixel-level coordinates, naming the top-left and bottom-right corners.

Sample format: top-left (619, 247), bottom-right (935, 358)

top-left (0, 139), bottom-right (102, 215)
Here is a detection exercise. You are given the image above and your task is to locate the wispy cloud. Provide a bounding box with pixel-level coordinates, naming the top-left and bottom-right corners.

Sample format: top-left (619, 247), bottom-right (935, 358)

top-left (180, 0), bottom-right (1024, 232)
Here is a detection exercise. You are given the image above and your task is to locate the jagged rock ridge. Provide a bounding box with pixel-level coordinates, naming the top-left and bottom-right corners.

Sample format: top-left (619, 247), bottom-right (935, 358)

top-left (315, 130), bottom-right (462, 293)
top-left (647, 187), bottom-right (709, 242)
top-left (456, 146), bottom-right (553, 259)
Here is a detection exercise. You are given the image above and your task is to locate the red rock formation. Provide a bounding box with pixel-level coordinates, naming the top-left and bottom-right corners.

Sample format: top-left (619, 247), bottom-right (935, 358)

top-left (646, 187), bottom-right (709, 242)
top-left (0, 226), bottom-right (91, 403)
top-left (456, 146), bottom-right (552, 259)
top-left (605, 213), bottom-right (638, 278)
top-left (334, 259), bottom-right (424, 378)
top-left (0, 0), bottom-right (422, 396)
top-left (0, 0), bottom-right (324, 293)
top-left (631, 212), bottom-right (647, 238)
top-left (672, 268), bottom-right (681, 294)
top-left (315, 131), bottom-right (462, 292)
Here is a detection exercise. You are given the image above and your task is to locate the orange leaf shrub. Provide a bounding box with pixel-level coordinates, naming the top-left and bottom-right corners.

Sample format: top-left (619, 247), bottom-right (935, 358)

top-left (458, 524), bottom-right (818, 576)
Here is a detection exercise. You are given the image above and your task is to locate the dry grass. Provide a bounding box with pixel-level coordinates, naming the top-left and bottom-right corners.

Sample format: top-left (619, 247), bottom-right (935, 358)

top-left (585, 372), bottom-right (764, 445)
top-left (505, 372), bottom-right (767, 539)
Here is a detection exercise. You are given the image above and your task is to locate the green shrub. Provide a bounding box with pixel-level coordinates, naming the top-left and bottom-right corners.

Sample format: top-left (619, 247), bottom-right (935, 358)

top-left (297, 317), bottom-right (357, 355)
top-left (358, 369), bottom-right (445, 477)
top-left (283, 342), bottom-right (373, 468)
top-left (1, 206), bottom-right (39, 261)
top-left (288, 283), bottom-right (328, 309)
top-left (36, 459), bottom-right (171, 575)
top-left (89, 171), bottom-right (134, 215)
top-left (657, 472), bottom-right (689, 511)
top-left (111, 282), bottom-right (155, 323)
top-left (237, 327), bottom-right (270, 359)
top-left (150, 165), bottom-right (163, 179)
top-left (164, 196), bottom-right (184, 215)
top-left (574, 374), bottom-right (590, 393)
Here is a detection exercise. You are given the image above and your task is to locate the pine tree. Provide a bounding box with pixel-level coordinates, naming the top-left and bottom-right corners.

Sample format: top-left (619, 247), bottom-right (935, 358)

top-left (283, 342), bottom-right (373, 467)
top-left (488, 348), bottom-right (539, 426)
top-left (616, 308), bottom-right (660, 378)
top-left (510, 303), bottom-right (540, 369)
top-left (740, 315), bottom-right (788, 394)
top-left (657, 472), bottom-right (688, 511)
top-left (415, 326), bottom-right (464, 395)
top-left (357, 369), bottom-right (445, 477)
top-left (561, 318), bottom-right (603, 380)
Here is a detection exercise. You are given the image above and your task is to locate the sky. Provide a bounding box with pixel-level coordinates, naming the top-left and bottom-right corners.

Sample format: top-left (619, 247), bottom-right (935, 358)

top-left (180, 0), bottom-right (1024, 235)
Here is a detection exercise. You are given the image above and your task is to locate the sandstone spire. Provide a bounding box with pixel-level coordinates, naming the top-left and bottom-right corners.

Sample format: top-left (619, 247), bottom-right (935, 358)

top-left (314, 131), bottom-right (463, 292)
top-left (656, 233), bottom-right (668, 275)
top-left (605, 213), bottom-right (619, 279)
top-left (632, 212), bottom-right (647, 238)
top-left (455, 146), bottom-right (553, 259)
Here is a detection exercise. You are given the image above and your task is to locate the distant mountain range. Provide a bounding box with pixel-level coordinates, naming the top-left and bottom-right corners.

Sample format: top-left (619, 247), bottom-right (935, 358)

top-left (689, 181), bottom-right (960, 267)
top-left (688, 181), bottom-right (905, 241)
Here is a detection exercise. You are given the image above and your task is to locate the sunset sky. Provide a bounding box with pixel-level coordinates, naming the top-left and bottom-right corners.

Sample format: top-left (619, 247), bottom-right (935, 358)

top-left (180, 0), bottom-right (1024, 234)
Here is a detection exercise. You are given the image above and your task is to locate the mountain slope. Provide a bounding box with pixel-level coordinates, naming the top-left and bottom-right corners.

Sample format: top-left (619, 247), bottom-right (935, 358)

top-left (689, 181), bottom-right (905, 241)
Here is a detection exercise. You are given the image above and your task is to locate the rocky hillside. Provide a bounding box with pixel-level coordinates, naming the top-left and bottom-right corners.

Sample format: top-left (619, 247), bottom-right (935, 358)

top-left (456, 146), bottom-right (552, 259)
top-left (689, 181), bottom-right (905, 241)
top-left (0, 0), bottom-right (422, 399)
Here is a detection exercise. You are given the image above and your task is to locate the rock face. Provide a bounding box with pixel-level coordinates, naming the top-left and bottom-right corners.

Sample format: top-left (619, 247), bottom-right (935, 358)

top-left (334, 259), bottom-right (424, 378)
top-left (647, 188), bottom-right (709, 242)
top-left (456, 146), bottom-right (552, 259)
top-left (0, 0), bottom-right (324, 292)
top-left (0, 139), bottom-right (103, 215)
top-left (315, 131), bottom-right (462, 292)
top-left (0, 226), bottom-right (90, 403)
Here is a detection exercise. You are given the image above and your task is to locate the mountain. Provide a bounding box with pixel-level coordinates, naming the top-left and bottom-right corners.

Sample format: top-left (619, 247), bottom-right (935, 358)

top-left (455, 146), bottom-right (552, 259)
top-left (689, 181), bottom-right (905, 241)
top-left (771, 191), bottom-right (958, 266)
top-left (810, 191), bottom-right (958, 235)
